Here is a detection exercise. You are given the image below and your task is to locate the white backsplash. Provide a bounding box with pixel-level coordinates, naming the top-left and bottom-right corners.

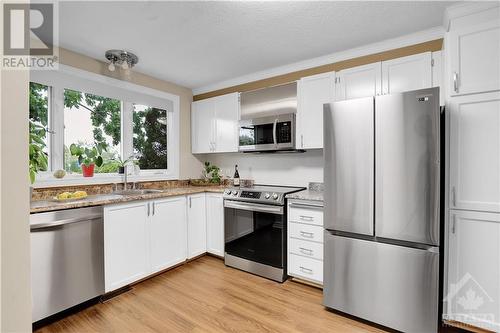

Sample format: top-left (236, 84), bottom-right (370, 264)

top-left (205, 149), bottom-right (324, 187)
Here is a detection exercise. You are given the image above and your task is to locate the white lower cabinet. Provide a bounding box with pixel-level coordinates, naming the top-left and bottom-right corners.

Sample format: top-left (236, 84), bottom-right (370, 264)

top-left (187, 193), bottom-right (207, 259)
top-left (103, 192), bottom-right (225, 292)
top-left (445, 210), bottom-right (500, 332)
top-left (206, 193), bottom-right (224, 257)
top-left (104, 201), bottom-right (150, 292)
top-left (149, 197), bottom-right (187, 274)
top-left (287, 200), bottom-right (324, 285)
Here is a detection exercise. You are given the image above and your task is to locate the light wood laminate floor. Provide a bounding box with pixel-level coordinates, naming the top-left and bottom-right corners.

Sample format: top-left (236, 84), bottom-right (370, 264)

top-left (35, 256), bottom-right (387, 333)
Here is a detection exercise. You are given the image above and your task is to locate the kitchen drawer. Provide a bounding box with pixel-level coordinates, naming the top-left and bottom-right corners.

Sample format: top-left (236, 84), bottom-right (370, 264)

top-left (289, 222), bottom-right (324, 243)
top-left (289, 253), bottom-right (323, 284)
top-left (289, 238), bottom-right (324, 260)
top-left (289, 204), bottom-right (323, 226)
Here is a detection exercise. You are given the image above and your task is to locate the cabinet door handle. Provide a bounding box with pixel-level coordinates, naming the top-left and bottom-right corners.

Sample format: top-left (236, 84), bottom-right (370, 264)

top-left (300, 231), bottom-right (314, 238)
top-left (152, 202), bottom-right (155, 216)
top-left (299, 215), bottom-right (314, 221)
top-left (299, 247), bottom-right (313, 255)
top-left (189, 197), bottom-right (192, 208)
top-left (451, 186), bottom-right (456, 207)
top-left (147, 203), bottom-right (150, 216)
top-left (299, 266), bottom-right (313, 274)
top-left (453, 72), bottom-right (459, 93)
top-left (451, 215), bottom-right (456, 234)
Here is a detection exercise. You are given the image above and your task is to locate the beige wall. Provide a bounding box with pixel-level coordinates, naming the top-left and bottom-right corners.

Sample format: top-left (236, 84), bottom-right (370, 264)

top-left (1, 69), bottom-right (32, 332)
top-left (58, 48), bottom-right (204, 179)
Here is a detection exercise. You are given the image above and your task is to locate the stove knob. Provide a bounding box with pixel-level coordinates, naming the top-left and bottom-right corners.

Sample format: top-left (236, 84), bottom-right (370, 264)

top-left (272, 193), bottom-right (279, 200)
top-left (233, 191), bottom-right (239, 196)
top-left (225, 190), bottom-right (232, 195)
top-left (264, 193), bottom-right (271, 199)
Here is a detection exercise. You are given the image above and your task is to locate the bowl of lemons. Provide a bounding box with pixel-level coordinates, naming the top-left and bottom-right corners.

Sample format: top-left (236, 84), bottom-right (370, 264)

top-left (53, 191), bottom-right (88, 202)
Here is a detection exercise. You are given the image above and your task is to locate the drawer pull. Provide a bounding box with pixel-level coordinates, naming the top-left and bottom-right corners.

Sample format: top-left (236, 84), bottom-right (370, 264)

top-left (299, 215), bottom-right (314, 221)
top-left (299, 266), bottom-right (313, 274)
top-left (300, 231), bottom-right (314, 238)
top-left (299, 247), bottom-right (313, 255)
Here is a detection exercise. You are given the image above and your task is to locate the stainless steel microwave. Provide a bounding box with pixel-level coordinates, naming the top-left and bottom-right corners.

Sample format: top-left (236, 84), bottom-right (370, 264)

top-left (238, 113), bottom-right (295, 152)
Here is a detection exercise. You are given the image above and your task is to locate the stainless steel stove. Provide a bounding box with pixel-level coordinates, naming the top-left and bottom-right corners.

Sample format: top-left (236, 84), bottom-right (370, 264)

top-left (223, 185), bottom-right (305, 282)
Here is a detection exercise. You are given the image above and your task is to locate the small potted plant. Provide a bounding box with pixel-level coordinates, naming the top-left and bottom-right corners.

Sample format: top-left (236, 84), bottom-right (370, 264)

top-left (70, 142), bottom-right (107, 177)
top-left (115, 156), bottom-right (136, 174)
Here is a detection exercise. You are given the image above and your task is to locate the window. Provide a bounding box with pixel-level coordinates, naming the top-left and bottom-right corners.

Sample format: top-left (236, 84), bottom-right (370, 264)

top-left (133, 104), bottom-right (168, 170)
top-left (63, 89), bottom-right (121, 173)
top-left (29, 82), bottom-right (50, 171)
top-left (29, 67), bottom-right (179, 184)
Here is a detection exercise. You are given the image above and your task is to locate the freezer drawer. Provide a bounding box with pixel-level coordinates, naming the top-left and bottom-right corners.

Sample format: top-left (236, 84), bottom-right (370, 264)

top-left (323, 233), bottom-right (439, 333)
top-left (375, 88), bottom-right (440, 246)
top-left (323, 98), bottom-right (374, 236)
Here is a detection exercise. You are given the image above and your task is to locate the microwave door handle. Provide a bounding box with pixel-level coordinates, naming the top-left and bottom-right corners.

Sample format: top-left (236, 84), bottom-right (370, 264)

top-left (273, 118), bottom-right (278, 145)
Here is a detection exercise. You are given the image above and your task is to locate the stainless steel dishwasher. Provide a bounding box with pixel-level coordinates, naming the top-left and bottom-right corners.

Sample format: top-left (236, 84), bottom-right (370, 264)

top-left (30, 206), bottom-right (104, 322)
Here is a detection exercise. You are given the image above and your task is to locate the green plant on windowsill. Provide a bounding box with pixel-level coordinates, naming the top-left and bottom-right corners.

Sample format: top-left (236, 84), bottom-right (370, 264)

top-left (29, 121), bottom-right (48, 184)
top-left (69, 142), bottom-right (108, 177)
top-left (114, 155), bottom-right (138, 174)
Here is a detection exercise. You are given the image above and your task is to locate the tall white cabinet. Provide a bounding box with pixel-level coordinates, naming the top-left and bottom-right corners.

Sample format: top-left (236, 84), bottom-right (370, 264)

top-left (446, 210), bottom-right (500, 332)
top-left (191, 92), bottom-right (240, 153)
top-left (448, 20), bottom-right (500, 96)
top-left (449, 93), bottom-right (500, 213)
top-left (444, 4), bottom-right (500, 331)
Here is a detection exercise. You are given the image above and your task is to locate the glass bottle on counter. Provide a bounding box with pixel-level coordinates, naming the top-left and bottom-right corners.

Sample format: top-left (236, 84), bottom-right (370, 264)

top-left (233, 164), bottom-right (240, 186)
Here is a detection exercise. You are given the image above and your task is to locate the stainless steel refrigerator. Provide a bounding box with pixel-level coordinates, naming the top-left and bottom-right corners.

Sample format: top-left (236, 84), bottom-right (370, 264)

top-left (323, 87), bottom-right (440, 333)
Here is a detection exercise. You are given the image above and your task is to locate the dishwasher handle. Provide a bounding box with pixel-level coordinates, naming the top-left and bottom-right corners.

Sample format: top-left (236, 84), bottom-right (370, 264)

top-left (30, 213), bottom-right (102, 231)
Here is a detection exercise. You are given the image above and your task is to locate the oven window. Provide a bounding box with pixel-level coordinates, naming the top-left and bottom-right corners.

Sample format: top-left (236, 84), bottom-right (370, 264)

top-left (225, 208), bottom-right (284, 268)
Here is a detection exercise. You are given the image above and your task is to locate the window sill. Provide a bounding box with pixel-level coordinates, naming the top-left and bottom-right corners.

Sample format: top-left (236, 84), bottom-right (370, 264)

top-left (32, 172), bottom-right (179, 188)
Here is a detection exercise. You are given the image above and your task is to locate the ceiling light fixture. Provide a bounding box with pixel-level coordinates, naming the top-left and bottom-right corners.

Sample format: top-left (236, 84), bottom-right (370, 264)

top-left (105, 50), bottom-right (138, 72)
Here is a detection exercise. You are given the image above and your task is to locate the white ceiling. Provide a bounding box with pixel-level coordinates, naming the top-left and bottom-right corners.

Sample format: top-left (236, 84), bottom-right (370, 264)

top-left (58, 1), bottom-right (454, 91)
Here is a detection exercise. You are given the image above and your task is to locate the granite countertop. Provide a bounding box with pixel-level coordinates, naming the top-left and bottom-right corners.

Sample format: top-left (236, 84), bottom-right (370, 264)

top-left (31, 186), bottom-right (226, 214)
top-left (285, 182), bottom-right (324, 202)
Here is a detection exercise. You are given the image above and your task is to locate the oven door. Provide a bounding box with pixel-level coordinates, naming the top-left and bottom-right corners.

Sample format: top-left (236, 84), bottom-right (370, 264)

top-left (239, 114), bottom-right (295, 152)
top-left (224, 200), bottom-right (286, 269)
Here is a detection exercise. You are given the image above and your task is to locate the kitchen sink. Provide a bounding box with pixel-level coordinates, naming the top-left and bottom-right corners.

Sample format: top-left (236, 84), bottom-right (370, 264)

top-left (113, 189), bottom-right (163, 196)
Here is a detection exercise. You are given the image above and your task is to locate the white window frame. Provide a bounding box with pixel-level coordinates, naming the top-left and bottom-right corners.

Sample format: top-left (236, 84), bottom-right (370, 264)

top-left (31, 64), bottom-right (180, 187)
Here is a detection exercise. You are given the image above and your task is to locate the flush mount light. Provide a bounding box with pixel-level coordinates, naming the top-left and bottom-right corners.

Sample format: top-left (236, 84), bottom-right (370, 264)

top-left (105, 50), bottom-right (138, 72)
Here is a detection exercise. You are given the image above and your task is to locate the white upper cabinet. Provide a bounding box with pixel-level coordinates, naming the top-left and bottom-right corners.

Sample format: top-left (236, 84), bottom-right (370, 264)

top-left (335, 62), bottom-right (382, 101)
top-left (449, 92), bottom-right (500, 213)
top-left (448, 19), bottom-right (500, 96)
top-left (382, 52), bottom-right (432, 95)
top-left (206, 193), bottom-right (224, 257)
top-left (187, 193), bottom-right (207, 259)
top-left (214, 93), bottom-right (240, 153)
top-left (104, 202), bottom-right (150, 292)
top-left (446, 210), bottom-right (500, 332)
top-left (191, 92), bottom-right (239, 154)
top-left (297, 72), bottom-right (335, 149)
top-left (191, 98), bottom-right (215, 154)
top-left (149, 197), bottom-right (187, 274)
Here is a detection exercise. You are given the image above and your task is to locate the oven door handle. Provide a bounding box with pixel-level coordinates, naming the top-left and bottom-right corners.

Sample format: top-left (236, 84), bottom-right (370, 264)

top-left (224, 200), bottom-right (284, 215)
top-left (273, 118), bottom-right (278, 146)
